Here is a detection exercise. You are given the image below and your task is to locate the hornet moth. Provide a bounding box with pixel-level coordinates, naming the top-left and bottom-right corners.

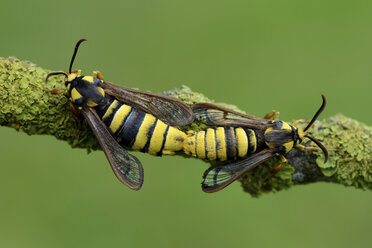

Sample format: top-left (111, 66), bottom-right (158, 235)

top-left (183, 95), bottom-right (328, 193)
top-left (45, 39), bottom-right (194, 190)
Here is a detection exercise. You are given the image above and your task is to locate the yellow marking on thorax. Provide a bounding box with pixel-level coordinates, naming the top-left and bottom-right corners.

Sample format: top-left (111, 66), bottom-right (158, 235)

top-left (264, 127), bottom-right (276, 149)
top-left (215, 127), bottom-right (227, 161)
top-left (82, 76), bottom-right (94, 83)
top-left (196, 131), bottom-right (206, 159)
top-left (280, 122), bottom-right (293, 152)
top-left (247, 129), bottom-right (257, 153)
top-left (86, 100), bottom-right (98, 107)
top-left (283, 141), bottom-right (294, 153)
top-left (206, 128), bottom-right (217, 160)
top-left (264, 127), bottom-right (272, 135)
top-left (102, 100), bottom-right (119, 121)
top-left (162, 126), bottom-right (186, 155)
top-left (68, 73), bottom-right (77, 82)
top-left (97, 87), bottom-right (105, 97)
top-left (297, 128), bottom-right (306, 139)
top-left (109, 104), bottom-right (132, 133)
top-left (235, 127), bottom-right (248, 158)
top-left (148, 120), bottom-right (168, 155)
top-left (132, 114), bottom-right (157, 150)
top-left (281, 121), bottom-right (292, 131)
top-left (71, 88), bottom-right (82, 101)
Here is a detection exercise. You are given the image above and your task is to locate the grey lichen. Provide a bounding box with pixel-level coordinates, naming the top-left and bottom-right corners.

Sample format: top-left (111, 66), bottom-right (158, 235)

top-left (1, 56), bottom-right (371, 196)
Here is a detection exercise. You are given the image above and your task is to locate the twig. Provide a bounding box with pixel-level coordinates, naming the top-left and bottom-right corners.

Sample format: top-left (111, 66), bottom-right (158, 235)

top-left (1, 56), bottom-right (371, 196)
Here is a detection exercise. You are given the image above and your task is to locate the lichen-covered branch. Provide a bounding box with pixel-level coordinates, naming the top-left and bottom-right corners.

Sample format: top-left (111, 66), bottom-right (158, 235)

top-left (1, 57), bottom-right (371, 196)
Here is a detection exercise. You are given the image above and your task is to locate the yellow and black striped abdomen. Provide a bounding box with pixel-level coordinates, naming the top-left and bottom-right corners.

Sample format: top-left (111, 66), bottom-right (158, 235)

top-left (183, 127), bottom-right (257, 161)
top-left (96, 98), bottom-right (186, 156)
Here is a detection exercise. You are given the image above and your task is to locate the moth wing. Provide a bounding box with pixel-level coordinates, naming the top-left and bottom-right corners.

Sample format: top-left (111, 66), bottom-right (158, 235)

top-left (192, 103), bottom-right (271, 129)
top-left (81, 107), bottom-right (144, 190)
top-left (101, 81), bottom-right (194, 126)
top-left (202, 149), bottom-right (277, 193)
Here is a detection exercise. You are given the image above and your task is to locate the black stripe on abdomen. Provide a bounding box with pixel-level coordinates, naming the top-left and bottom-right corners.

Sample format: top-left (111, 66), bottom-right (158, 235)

top-left (225, 127), bottom-right (237, 160)
top-left (141, 118), bottom-right (159, 153)
top-left (117, 108), bottom-right (146, 147)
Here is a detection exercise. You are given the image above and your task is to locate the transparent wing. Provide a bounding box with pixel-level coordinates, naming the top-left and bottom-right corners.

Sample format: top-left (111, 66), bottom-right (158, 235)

top-left (192, 103), bottom-right (272, 129)
top-left (81, 107), bottom-right (144, 190)
top-left (101, 81), bottom-right (194, 126)
top-left (202, 149), bottom-right (277, 193)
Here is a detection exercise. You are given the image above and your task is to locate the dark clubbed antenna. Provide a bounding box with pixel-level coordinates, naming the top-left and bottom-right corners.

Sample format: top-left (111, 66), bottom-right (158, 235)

top-left (305, 135), bottom-right (328, 163)
top-left (45, 39), bottom-right (87, 83)
top-left (69, 39), bottom-right (87, 73)
top-left (303, 94), bottom-right (328, 163)
top-left (304, 94), bottom-right (326, 132)
top-left (45, 72), bottom-right (68, 83)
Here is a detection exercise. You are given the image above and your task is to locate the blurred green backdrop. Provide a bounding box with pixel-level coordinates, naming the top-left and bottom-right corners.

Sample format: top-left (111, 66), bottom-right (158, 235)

top-left (0, 1), bottom-right (371, 247)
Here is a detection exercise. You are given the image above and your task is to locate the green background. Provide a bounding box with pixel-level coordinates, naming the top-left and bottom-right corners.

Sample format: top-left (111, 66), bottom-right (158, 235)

top-left (0, 1), bottom-right (371, 247)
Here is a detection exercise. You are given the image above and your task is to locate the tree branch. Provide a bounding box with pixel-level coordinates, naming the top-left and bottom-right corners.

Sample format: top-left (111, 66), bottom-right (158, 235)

top-left (1, 57), bottom-right (371, 196)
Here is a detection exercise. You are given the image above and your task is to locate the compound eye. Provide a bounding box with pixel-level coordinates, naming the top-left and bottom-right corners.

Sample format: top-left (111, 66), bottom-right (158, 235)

top-left (93, 77), bottom-right (101, 85)
top-left (274, 120), bottom-right (283, 129)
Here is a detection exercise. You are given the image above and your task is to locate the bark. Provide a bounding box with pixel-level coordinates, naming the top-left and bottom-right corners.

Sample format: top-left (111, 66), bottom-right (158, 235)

top-left (1, 56), bottom-right (371, 196)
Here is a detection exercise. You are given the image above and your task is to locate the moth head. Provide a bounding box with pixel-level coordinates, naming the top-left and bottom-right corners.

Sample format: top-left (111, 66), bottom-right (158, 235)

top-left (45, 39), bottom-right (87, 92)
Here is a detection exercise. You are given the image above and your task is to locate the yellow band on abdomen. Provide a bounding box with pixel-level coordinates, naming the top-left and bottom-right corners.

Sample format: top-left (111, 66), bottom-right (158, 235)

top-left (162, 126), bottom-right (186, 155)
top-left (147, 120), bottom-right (168, 155)
top-left (196, 131), bottom-right (206, 159)
top-left (215, 127), bottom-right (227, 161)
top-left (109, 104), bottom-right (132, 133)
top-left (132, 114), bottom-right (157, 150)
top-left (183, 132), bottom-right (196, 157)
top-left (236, 127), bottom-right (248, 158)
top-left (206, 128), bottom-right (217, 160)
top-left (102, 100), bottom-right (119, 121)
top-left (248, 129), bottom-right (257, 153)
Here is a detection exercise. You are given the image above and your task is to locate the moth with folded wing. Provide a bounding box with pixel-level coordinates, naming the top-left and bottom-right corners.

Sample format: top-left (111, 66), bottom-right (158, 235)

top-left (183, 95), bottom-right (328, 193)
top-left (45, 39), bottom-right (194, 190)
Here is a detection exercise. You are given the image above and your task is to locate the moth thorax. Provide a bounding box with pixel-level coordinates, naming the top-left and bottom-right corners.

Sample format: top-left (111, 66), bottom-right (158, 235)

top-left (264, 121), bottom-right (295, 153)
top-left (84, 86), bottom-right (106, 107)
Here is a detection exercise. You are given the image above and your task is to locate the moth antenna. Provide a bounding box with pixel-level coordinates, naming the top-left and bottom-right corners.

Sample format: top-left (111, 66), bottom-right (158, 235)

top-left (45, 72), bottom-right (68, 83)
top-left (304, 94), bottom-right (326, 132)
top-left (305, 135), bottom-right (328, 163)
top-left (69, 39), bottom-right (87, 73)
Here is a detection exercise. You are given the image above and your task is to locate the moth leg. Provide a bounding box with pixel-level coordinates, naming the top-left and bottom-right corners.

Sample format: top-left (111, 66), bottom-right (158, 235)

top-left (29, 82), bottom-right (65, 95)
top-left (70, 69), bottom-right (82, 76)
top-left (264, 110), bottom-right (280, 120)
top-left (292, 119), bottom-right (309, 127)
top-left (92, 70), bottom-right (104, 80)
top-left (264, 155), bottom-right (287, 191)
top-left (295, 144), bottom-right (319, 152)
top-left (270, 155), bottom-right (286, 173)
top-left (69, 103), bottom-right (82, 142)
top-left (296, 144), bottom-right (337, 154)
